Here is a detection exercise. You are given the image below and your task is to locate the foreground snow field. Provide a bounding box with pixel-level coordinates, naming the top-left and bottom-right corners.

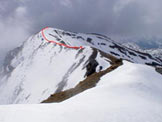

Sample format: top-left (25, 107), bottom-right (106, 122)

top-left (0, 61), bottom-right (162, 122)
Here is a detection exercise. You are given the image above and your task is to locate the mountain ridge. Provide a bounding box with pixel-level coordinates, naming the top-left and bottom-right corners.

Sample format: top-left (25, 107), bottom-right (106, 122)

top-left (0, 27), bottom-right (162, 104)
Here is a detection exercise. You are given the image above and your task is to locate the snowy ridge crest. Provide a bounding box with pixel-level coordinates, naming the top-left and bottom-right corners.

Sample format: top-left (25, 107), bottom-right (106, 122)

top-left (0, 27), bottom-right (162, 104)
top-left (41, 27), bottom-right (162, 66)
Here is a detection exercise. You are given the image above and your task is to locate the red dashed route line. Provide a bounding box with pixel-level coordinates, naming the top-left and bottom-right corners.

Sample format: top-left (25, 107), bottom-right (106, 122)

top-left (41, 27), bottom-right (83, 49)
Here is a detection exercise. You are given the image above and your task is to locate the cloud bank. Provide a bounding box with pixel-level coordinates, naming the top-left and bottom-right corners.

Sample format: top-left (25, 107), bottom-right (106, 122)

top-left (0, 0), bottom-right (162, 58)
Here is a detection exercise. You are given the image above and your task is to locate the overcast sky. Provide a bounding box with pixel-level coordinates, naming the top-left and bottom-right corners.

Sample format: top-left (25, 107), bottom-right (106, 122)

top-left (0, 0), bottom-right (162, 54)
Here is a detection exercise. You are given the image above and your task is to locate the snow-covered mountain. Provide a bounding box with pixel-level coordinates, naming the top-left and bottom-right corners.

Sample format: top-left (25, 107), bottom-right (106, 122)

top-left (122, 42), bottom-right (142, 51)
top-left (0, 61), bottom-right (162, 122)
top-left (121, 37), bottom-right (162, 49)
top-left (122, 42), bottom-right (162, 61)
top-left (0, 27), bottom-right (162, 105)
top-left (0, 40), bottom-right (110, 104)
top-left (145, 49), bottom-right (162, 60)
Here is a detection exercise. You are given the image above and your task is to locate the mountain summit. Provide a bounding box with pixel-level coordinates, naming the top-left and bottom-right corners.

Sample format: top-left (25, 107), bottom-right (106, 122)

top-left (0, 27), bottom-right (162, 104)
top-left (0, 27), bottom-right (162, 122)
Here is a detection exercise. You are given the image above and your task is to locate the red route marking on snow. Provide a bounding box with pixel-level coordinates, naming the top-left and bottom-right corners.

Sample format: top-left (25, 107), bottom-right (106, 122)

top-left (41, 27), bottom-right (83, 49)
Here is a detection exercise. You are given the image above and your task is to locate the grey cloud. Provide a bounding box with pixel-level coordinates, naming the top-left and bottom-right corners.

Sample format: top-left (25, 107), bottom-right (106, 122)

top-left (19, 0), bottom-right (162, 38)
top-left (0, 0), bottom-right (31, 65)
top-left (0, 0), bottom-right (162, 56)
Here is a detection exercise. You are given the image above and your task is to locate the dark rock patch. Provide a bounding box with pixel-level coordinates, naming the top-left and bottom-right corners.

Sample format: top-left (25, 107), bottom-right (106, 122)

top-left (110, 51), bottom-right (120, 56)
top-left (145, 62), bottom-right (161, 67)
top-left (85, 60), bottom-right (99, 77)
top-left (48, 34), bottom-right (61, 41)
top-left (77, 36), bottom-right (85, 40)
top-left (100, 43), bottom-right (106, 45)
top-left (86, 38), bottom-right (92, 43)
top-left (139, 55), bottom-right (147, 60)
top-left (128, 51), bottom-right (137, 56)
top-left (156, 67), bottom-right (162, 75)
top-left (84, 49), bottom-right (98, 77)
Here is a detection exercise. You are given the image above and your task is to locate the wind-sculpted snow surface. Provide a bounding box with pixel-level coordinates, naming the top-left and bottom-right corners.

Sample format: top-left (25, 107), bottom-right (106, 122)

top-left (0, 61), bottom-right (162, 122)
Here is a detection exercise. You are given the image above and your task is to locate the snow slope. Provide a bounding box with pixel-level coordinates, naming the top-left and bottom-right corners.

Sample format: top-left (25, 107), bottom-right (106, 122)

top-left (0, 27), bottom-right (162, 105)
top-left (0, 61), bottom-right (162, 122)
top-left (0, 30), bottom-right (110, 104)
top-left (43, 27), bottom-right (162, 66)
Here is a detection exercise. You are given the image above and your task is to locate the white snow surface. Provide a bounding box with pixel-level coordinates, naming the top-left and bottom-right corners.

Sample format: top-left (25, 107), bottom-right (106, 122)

top-left (43, 27), bottom-right (162, 65)
top-left (0, 27), bottom-right (161, 105)
top-left (145, 48), bottom-right (162, 60)
top-left (0, 29), bottom-right (110, 104)
top-left (0, 61), bottom-right (162, 122)
top-left (123, 42), bottom-right (162, 60)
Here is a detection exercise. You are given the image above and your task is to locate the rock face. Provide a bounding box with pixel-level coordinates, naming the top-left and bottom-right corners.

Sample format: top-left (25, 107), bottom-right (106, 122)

top-left (0, 27), bottom-right (162, 104)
